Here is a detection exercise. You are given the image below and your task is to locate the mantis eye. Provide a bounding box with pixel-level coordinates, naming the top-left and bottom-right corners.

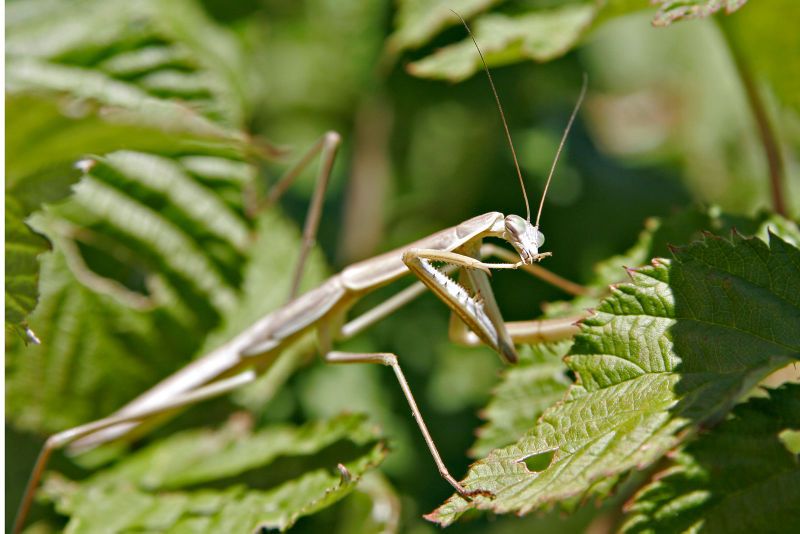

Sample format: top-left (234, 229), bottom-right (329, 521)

top-left (504, 214), bottom-right (546, 263)
top-left (504, 214), bottom-right (528, 240)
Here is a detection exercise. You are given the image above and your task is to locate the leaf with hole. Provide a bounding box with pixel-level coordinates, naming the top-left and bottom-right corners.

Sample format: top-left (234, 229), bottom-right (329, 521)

top-left (429, 231), bottom-right (800, 525)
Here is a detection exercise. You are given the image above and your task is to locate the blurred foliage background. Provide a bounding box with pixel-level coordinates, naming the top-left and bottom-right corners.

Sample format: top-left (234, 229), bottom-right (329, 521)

top-left (6, 0), bottom-right (799, 532)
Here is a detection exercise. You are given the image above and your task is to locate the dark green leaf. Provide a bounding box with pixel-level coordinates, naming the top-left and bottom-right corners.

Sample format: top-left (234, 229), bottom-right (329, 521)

top-left (5, 198), bottom-right (49, 341)
top-left (622, 384), bottom-right (800, 533)
top-left (429, 231), bottom-right (800, 525)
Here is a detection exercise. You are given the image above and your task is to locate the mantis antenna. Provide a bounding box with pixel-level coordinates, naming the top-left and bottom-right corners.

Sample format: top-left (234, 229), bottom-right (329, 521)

top-left (536, 73), bottom-right (588, 228)
top-left (451, 10), bottom-right (588, 227)
top-left (450, 10), bottom-right (530, 222)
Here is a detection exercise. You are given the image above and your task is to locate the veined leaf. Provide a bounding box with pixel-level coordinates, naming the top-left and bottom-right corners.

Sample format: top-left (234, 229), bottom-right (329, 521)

top-left (407, 4), bottom-right (597, 82)
top-left (470, 208), bottom-right (763, 460)
top-left (6, 0), bottom-right (246, 128)
top-left (44, 151), bottom-right (249, 317)
top-left (5, 0), bottom-right (253, 333)
top-left (6, 248), bottom-right (173, 433)
top-left (39, 414), bottom-right (388, 532)
top-left (5, 154), bottom-right (317, 434)
top-left (622, 384), bottom-right (800, 533)
top-left (7, 154), bottom-right (287, 435)
top-left (429, 231), bottom-right (800, 525)
top-left (6, 0), bottom-right (249, 202)
top-left (652, 0), bottom-right (748, 27)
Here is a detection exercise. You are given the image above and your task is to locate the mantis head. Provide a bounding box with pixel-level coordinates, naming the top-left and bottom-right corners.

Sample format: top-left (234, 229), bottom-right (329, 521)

top-left (453, 10), bottom-right (586, 266)
top-left (504, 214), bottom-right (544, 264)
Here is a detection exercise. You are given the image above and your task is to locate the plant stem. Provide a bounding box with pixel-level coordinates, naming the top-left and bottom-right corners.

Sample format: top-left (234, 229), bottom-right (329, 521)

top-left (719, 18), bottom-right (787, 217)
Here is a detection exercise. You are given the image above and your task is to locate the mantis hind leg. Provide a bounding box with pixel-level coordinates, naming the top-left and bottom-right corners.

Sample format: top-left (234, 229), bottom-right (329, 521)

top-left (262, 131), bottom-right (342, 301)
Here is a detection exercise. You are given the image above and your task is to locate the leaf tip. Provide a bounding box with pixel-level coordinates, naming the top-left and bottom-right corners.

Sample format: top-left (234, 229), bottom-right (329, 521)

top-left (337, 463), bottom-right (352, 485)
top-left (623, 265), bottom-right (638, 280)
top-left (422, 510), bottom-right (442, 524)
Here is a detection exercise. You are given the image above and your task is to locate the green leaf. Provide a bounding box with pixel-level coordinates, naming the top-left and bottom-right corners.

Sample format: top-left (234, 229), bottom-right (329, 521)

top-left (5, 0), bottom-right (253, 334)
top-left (5, 147), bottom-right (322, 435)
top-left (386, 0), bottom-right (502, 55)
top-left (622, 384), bottom-right (800, 533)
top-left (6, 0), bottom-right (246, 129)
top-left (39, 414), bottom-right (388, 532)
top-left (428, 231), bottom-right (800, 525)
top-left (652, 0), bottom-right (748, 27)
top-left (6, 0), bottom-right (249, 202)
top-left (44, 151), bottom-right (245, 315)
top-left (7, 153), bottom-right (248, 434)
top-left (470, 341), bottom-right (573, 458)
top-left (471, 208), bottom-right (765, 458)
top-left (5, 197), bottom-right (49, 341)
top-left (407, 3), bottom-right (597, 82)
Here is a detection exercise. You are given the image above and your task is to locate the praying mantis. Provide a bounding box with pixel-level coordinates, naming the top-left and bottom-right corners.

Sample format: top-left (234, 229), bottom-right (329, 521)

top-left (14, 15), bottom-right (589, 532)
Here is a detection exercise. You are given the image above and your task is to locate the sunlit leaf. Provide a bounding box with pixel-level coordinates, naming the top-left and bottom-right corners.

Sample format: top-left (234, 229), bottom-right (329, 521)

top-left (5, 0), bottom-right (253, 335)
top-left (6, 0), bottom-right (247, 128)
top-left (622, 384), bottom-right (800, 533)
top-left (6, 152), bottom-right (252, 434)
top-left (470, 208), bottom-right (780, 459)
top-left (652, 0), bottom-right (748, 27)
top-left (39, 414), bottom-right (388, 532)
top-left (428, 231), bottom-right (800, 525)
top-left (407, 4), bottom-right (597, 82)
top-left (386, 0), bottom-right (502, 55)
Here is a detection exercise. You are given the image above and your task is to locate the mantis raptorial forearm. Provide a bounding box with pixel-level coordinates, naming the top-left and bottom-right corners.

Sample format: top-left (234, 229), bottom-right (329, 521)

top-left (14, 16), bottom-right (590, 532)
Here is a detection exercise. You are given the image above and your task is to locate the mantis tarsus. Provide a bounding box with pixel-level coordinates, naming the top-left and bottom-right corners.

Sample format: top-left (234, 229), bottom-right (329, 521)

top-left (14, 15), bottom-right (589, 532)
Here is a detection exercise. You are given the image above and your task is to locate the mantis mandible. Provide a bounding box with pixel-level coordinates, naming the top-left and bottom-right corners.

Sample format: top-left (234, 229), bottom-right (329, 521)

top-left (14, 15), bottom-right (589, 532)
